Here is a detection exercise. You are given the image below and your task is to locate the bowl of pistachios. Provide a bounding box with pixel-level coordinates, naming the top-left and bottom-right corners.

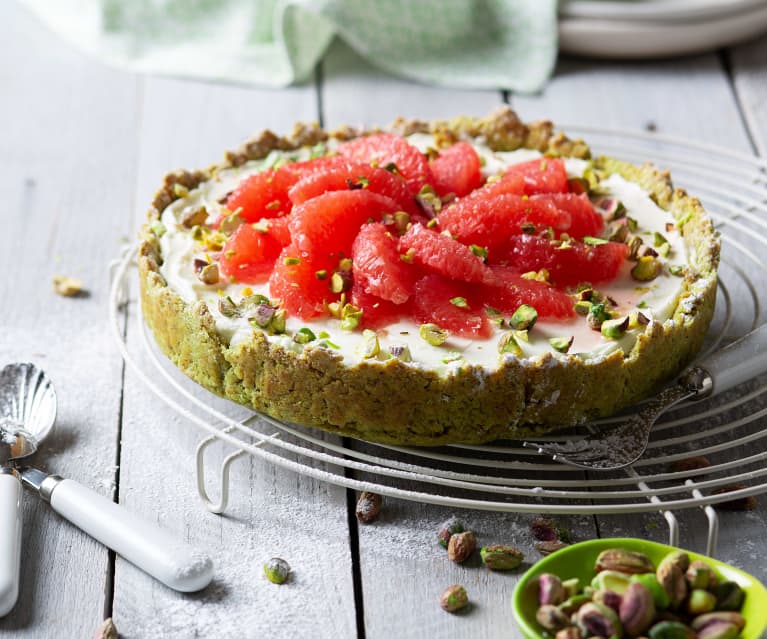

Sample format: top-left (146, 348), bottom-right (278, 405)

top-left (512, 537), bottom-right (767, 639)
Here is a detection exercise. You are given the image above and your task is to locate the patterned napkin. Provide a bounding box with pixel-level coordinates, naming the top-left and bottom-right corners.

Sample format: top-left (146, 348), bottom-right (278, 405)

top-left (20, 0), bottom-right (558, 93)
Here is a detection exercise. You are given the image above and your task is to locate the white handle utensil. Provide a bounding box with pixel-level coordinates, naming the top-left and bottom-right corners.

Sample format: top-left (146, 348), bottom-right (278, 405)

top-left (20, 468), bottom-right (213, 593)
top-left (694, 322), bottom-right (767, 397)
top-left (0, 470), bottom-right (22, 617)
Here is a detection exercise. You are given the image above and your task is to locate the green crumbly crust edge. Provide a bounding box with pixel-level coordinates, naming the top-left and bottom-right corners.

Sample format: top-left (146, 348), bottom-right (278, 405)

top-left (138, 107), bottom-right (720, 445)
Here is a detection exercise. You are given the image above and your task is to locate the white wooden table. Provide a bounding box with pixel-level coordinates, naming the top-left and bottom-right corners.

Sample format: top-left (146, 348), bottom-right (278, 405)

top-left (2, 2), bottom-right (767, 637)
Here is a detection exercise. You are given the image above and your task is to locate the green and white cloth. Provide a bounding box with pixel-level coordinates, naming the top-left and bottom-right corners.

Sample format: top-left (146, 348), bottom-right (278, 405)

top-left (20, 0), bottom-right (558, 92)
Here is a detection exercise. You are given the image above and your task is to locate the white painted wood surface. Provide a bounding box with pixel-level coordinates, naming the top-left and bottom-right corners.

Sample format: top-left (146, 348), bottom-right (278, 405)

top-left (2, 2), bottom-right (766, 636)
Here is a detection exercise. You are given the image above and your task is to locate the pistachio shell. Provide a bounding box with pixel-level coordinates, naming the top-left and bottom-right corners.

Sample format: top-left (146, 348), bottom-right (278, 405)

top-left (619, 582), bottom-right (656, 636)
top-left (539, 573), bottom-right (567, 607)
top-left (576, 602), bottom-right (623, 639)
top-left (595, 548), bottom-right (654, 575)
top-left (536, 604), bottom-right (572, 632)
top-left (648, 620), bottom-right (696, 639)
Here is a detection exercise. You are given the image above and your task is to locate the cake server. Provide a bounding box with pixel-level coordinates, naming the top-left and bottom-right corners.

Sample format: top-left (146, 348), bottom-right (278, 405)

top-left (0, 363), bottom-right (214, 614)
top-left (523, 322), bottom-right (767, 470)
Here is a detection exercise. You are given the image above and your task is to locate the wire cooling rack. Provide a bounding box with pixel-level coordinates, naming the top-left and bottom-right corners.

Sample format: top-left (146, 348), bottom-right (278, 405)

top-left (110, 126), bottom-right (767, 556)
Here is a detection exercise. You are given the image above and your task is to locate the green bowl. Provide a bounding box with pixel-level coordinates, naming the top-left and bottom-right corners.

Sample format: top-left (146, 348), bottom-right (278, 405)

top-left (512, 538), bottom-right (767, 639)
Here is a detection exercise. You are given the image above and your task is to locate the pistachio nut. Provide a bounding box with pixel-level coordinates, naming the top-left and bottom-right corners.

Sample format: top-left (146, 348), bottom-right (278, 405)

top-left (536, 540), bottom-right (571, 556)
top-left (631, 256), bottom-right (663, 281)
top-left (530, 518), bottom-right (560, 542)
top-left (447, 531), bottom-right (476, 563)
top-left (695, 621), bottom-right (741, 639)
top-left (685, 560), bottom-right (717, 589)
top-left (687, 588), bottom-right (717, 615)
top-left (263, 557), bottom-right (291, 584)
top-left (575, 602), bottom-right (622, 639)
top-left (619, 581), bottom-right (656, 636)
top-left (660, 551), bottom-right (690, 573)
top-left (536, 604), bottom-right (572, 633)
top-left (710, 581), bottom-right (745, 611)
top-left (647, 620), bottom-right (696, 639)
top-left (593, 589), bottom-right (622, 613)
top-left (555, 628), bottom-right (584, 639)
top-left (630, 573), bottom-right (671, 610)
top-left (691, 612), bottom-right (746, 634)
top-left (656, 559), bottom-right (687, 609)
top-left (479, 545), bottom-right (524, 571)
top-left (439, 584), bottom-right (469, 613)
top-left (591, 570), bottom-right (631, 595)
top-left (437, 516), bottom-right (464, 548)
top-left (601, 316), bottom-right (629, 339)
top-left (595, 548), bottom-right (654, 575)
top-left (559, 594), bottom-right (593, 616)
top-left (539, 573), bottom-right (567, 607)
top-left (562, 577), bottom-right (580, 599)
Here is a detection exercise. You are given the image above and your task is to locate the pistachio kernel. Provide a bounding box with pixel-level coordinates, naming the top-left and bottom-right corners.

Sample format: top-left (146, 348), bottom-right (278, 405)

top-left (180, 206), bottom-right (208, 228)
top-left (607, 221), bottom-right (629, 243)
top-left (669, 264), bottom-right (685, 277)
top-left (251, 304), bottom-right (276, 328)
top-left (639, 244), bottom-right (659, 259)
top-left (469, 244), bottom-right (488, 260)
top-left (628, 311), bottom-right (650, 329)
top-left (393, 211), bottom-right (410, 233)
top-left (587, 302), bottom-right (612, 330)
top-left (520, 222), bottom-right (537, 234)
top-left (595, 197), bottom-right (626, 221)
top-left (509, 304), bottom-right (538, 330)
top-left (52, 275), bottom-right (85, 297)
top-left (359, 329), bottom-right (380, 359)
top-left (601, 316), bottom-right (630, 339)
top-left (339, 303), bottom-right (363, 330)
top-left (437, 517), bottom-right (465, 548)
top-left (330, 270), bottom-right (353, 293)
top-left (535, 540), bottom-right (571, 556)
top-left (269, 309), bottom-right (287, 334)
top-left (498, 331), bottom-right (523, 356)
top-left (218, 211), bottom-right (244, 234)
top-left (218, 296), bottom-right (238, 318)
top-left (389, 344), bottom-right (412, 362)
top-left (583, 236), bottom-right (608, 246)
top-left (251, 219), bottom-right (270, 233)
top-left (293, 327), bottom-right (317, 345)
top-left (315, 269), bottom-right (328, 280)
top-left (416, 184), bottom-right (442, 217)
top-left (450, 296), bottom-right (468, 308)
top-left (283, 256), bottom-right (301, 266)
top-left (263, 557), bottom-right (291, 584)
top-left (440, 584), bottom-right (469, 613)
top-left (549, 336), bottom-right (574, 353)
top-left (653, 231), bottom-right (669, 248)
top-left (338, 257), bottom-right (353, 271)
top-left (632, 256), bottom-right (663, 282)
top-left (173, 182), bottom-right (190, 198)
top-left (628, 235), bottom-right (644, 260)
top-left (150, 220), bottom-right (167, 237)
top-left (626, 216), bottom-right (639, 233)
top-left (419, 323), bottom-right (449, 346)
top-left (197, 263), bottom-right (219, 285)
top-left (574, 300), bottom-right (592, 316)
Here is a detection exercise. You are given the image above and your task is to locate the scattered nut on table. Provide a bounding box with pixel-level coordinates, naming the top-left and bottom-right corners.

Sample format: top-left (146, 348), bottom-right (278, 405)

top-left (447, 530), bottom-right (476, 563)
top-left (355, 491), bottom-right (382, 523)
top-left (263, 557), bottom-right (291, 584)
top-left (53, 274), bottom-right (86, 297)
top-left (93, 617), bottom-right (118, 639)
top-left (440, 584), bottom-right (468, 613)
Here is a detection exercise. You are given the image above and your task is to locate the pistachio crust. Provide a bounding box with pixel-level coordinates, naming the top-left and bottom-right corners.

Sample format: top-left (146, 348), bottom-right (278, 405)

top-left (138, 108), bottom-right (719, 445)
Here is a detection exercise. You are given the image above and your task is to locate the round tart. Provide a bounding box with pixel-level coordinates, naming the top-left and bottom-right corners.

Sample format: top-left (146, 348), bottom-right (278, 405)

top-left (138, 108), bottom-right (720, 445)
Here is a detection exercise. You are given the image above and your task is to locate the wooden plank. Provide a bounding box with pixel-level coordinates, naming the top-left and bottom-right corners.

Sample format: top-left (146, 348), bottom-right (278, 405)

top-left (514, 53), bottom-right (766, 569)
top-left (730, 37), bottom-right (767, 155)
top-left (112, 76), bottom-right (358, 638)
top-left (0, 2), bottom-right (135, 636)
top-left (321, 39), bottom-right (598, 639)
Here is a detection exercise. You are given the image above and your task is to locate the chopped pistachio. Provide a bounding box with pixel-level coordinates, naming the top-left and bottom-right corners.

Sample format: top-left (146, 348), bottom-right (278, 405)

top-left (676, 211), bottom-right (693, 227)
top-left (269, 309), bottom-right (287, 334)
top-left (180, 206), bottom-right (207, 228)
top-left (484, 306), bottom-right (501, 317)
top-left (338, 258), bottom-right (353, 271)
top-left (520, 222), bottom-right (536, 234)
top-left (416, 184), bottom-right (442, 217)
top-left (320, 339), bottom-right (340, 349)
top-left (283, 256), bottom-right (301, 266)
top-left (198, 263), bottom-right (219, 285)
top-left (400, 248), bottom-right (416, 263)
top-left (521, 268), bottom-right (550, 283)
top-left (420, 323), bottom-right (449, 346)
top-left (628, 236), bottom-right (643, 260)
top-left (574, 300), bottom-right (592, 316)
top-left (241, 286), bottom-right (253, 297)
top-left (653, 231), bottom-right (669, 248)
top-left (549, 336), bottom-right (574, 353)
top-left (607, 221), bottom-right (629, 243)
top-left (389, 344), bottom-right (412, 362)
top-left (203, 231), bottom-right (226, 251)
top-left (309, 142), bottom-right (327, 158)
top-left (251, 219), bottom-right (270, 234)
top-left (509, 304), bottom-right (538, 331)
top-left (631, 256), bottom-right (662, 281)
top-left (470, 244), bottom-right (488, 260)
top-left (498, 331), bottom-right (523, 356)
top-left (52, 275), bottom-right (85, 297)
top-left (293, 327), bottom-right (317, 344)
top-left (441, 352), bottom-right (463, 364)
top-left (330, 270), bottom-right (353, 293)
top-left (315, 269), bottom-right (328, 280)
top-left (583, 236), bottom-right (608, 246)
top-left (393, 211), bottom-right (411, 233)
top-left (340, 303), bottom-right (363, 330)
top-left (669, 264), bottom-right (685, 277)
top-left (250, 304), bottom-right (276, 328)
top-left (567, 177), bottom-right (589, 195)
top-left (150, 220), bottom-right (167, 237)
top-left (628, 311), bottom-right (650, 329)
top-left (637, 300), bottom-right (648, 309)
top-left (426, 218), bottom-right (438, 229)
top-left (601, 316), bottom-right (629, 339)
top-left (626, 217), bottom-right (639, 233)
top-left (217, 212), bottom-right (243, 234)
top-left (383, 161), bottom-right (400, 174)
top-left (595, 197), bottom-right (626, 221)
top-left (450, 297), bottom-right (468, 309)
top-left (359, 329), bottom-right (380, 359)
top-left (346, 176), bottom-right (369, 190)
top-left (173, 182), bottom-right (190, 198)
top-left (318, 330), bottom-right (330, 338)
top-left (587, 302), bottom-right (612, 330)
top-left (219, 296), bottom-right (238, 317)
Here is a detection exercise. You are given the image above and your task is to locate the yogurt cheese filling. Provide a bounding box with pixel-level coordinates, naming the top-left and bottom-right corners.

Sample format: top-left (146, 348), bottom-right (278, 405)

top-left (156, 137), bottom-right (688, 375)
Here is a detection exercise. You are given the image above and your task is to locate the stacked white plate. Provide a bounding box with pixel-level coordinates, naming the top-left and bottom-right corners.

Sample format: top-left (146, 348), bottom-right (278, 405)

top-left (559, 0), bottom-right (767, 58)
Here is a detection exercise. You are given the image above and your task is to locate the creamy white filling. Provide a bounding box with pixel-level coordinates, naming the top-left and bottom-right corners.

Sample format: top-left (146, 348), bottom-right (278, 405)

top-left (157, 139), bottom-right (688, 375)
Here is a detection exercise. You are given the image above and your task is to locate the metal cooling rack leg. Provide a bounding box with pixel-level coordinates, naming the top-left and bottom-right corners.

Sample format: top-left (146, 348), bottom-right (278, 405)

top-left (631, 471), bottom-right (680, 547)
top-left (687, 481), bottom-right (720, 557)
top-left (196, 431), bottom-right (248, 514)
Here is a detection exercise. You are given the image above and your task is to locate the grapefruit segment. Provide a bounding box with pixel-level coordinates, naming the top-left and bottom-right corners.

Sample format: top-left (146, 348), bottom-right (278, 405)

top-left (337, 133), bottom-right (433, 194)
top-left (430, 142), bottom-right (483, 198)
top-left (399, 223), bottom-right (489, 284)
top-left (268, 244), bottom-right (336, 319)
top-left (479, 266), bottom-right (575, 319)
top-left (352, 222), bottom-right (416, 304)
top-left (218, 221), bottom-right (289, 284)
top-left (505, 157), bottom-right (568, 195)
top-left (225, 168), bottom-right (298, 222)
top-left (411, 274), bottom-right (491, 339)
